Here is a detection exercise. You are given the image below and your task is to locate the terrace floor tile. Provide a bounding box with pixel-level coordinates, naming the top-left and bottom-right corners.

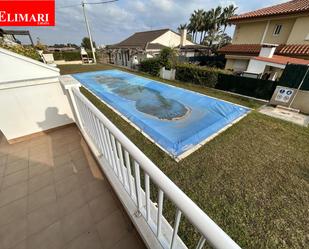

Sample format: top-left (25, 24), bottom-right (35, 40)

top-left (0, 127), bottom-right (145, 249)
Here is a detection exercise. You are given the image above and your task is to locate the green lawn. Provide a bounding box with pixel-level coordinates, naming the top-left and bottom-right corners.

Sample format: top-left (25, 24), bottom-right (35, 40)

top-left (59, 64), bottom-right (309, 249)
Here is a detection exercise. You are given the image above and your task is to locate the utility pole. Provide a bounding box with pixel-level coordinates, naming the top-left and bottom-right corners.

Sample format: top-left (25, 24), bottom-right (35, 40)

top-left (288, 66), bottom-right (309, 109)
top-left (82, 0), bottom-right (96, 63)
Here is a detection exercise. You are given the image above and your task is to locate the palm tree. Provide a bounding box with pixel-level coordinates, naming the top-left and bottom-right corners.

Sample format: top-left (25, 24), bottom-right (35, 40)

top-left (188, 9), bottom-right (205, 43)
top-left (205, 6), bottom-right (223, 46)
top-left (184, 4), bottom-right (236, 48)
top-left (201, 11), bottom-right (212, 43)
top-left (177, 23), bottom-right (188, 33)
top-left (194, 9), bottom-right (206, 44)
top-left (188, 14), bottom-right (197, 43)
top-left (210, 6), bottom-right (222, 32)
top-left (221, 5), bottom-right (238, 32)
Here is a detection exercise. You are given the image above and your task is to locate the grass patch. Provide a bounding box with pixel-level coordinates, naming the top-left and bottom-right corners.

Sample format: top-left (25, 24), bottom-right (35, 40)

top-left (60, 63), bottom-right (309, 249)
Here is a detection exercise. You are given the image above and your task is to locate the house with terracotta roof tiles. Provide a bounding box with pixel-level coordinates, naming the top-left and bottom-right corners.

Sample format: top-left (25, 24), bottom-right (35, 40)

top-left (219, 0), bottom-right (309, 79)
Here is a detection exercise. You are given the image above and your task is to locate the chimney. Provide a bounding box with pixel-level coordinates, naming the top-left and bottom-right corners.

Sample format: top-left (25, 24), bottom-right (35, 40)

top-left (259, 43), bottom-right (278, 58)
top-left (180, 28), bottom-right (187, 47)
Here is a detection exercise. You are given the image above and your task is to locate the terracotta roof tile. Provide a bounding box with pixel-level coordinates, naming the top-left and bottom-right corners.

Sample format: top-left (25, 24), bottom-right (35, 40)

top-left (252, 55), bottom-right (309, 65)
top-left (219, 44), bottom-right (309, 56)
top-left (277, 44), bottom-right (309, 55)
top-left (230, 0), bottom-right (309, 22)
top-left (218, 44), bottom-right (262, 54)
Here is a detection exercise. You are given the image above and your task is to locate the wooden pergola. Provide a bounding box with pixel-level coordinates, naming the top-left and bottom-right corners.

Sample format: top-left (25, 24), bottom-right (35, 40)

top-left (0, 29), bottom-right (34, 46)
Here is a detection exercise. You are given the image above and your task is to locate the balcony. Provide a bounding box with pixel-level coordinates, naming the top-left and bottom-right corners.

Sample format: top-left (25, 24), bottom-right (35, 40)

top-left (0, 126), bottom-right (145, 249)
top-left (0, 47), bottom-right (241, 249)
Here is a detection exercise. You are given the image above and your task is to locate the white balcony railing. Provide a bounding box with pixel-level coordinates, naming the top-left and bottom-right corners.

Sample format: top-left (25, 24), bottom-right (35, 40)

top-left (65, 82), bottom-right (241, 249)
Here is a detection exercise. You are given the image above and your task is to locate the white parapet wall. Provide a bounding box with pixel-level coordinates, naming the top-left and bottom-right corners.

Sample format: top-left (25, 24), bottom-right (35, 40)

top-left (0, 48), bottom-right (74, 142)
top-left (160, 67), bottom-right (176, 80)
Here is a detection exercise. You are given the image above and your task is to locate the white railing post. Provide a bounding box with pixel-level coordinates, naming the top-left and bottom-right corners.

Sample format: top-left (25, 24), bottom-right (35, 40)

top-left (124, 150), bottom-right (134, 196)
top-left (134, 161), bottom-right (142, 213)
top-left (171, 209), bottom-right (182, 249)
top-left (157, 189), bottom-right (164, 238)
top-left (60, 78), bottom-right (83, 128)
top-left (145, 173), bottom-right (150, 222)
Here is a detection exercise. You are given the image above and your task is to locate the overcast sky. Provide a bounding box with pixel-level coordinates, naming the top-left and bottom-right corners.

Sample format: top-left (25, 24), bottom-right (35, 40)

top-left (3, 0), bottom-right (286, 46)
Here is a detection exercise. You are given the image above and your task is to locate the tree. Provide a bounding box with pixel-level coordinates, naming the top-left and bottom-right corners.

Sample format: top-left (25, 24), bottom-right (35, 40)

top-left (177, 23), bottom-right (187, 33)
top-left (178, 23), bottom-right (193, 42)
top-left (158, 47), bottom-right (178, 70)
top-left (188, 12), bottom-right (199, 43)
top-left (182, 4), bottom-right (237, 49)
top-left (81, 37), bottom-right (96, 50)
top-left (204, 31), bottom-right (232, 51)
top-left (221, 5), bottom-right (238, 32)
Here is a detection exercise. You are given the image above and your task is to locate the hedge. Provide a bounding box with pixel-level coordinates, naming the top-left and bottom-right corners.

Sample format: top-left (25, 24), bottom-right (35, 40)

top-left (216, 74), bottom-right (279, 100)
top-left (139, 61), bottom-right (279, 100)
top-left (178, 55), bottom-right (226, 69)
top-left (0, 42), bottom-right (41, 61)
top-left (53, 51), bottom-right (81, 61)
top-left (139, 58), bottom-right (161, 76)
top-left (175, 63), bottom-right (229, 88)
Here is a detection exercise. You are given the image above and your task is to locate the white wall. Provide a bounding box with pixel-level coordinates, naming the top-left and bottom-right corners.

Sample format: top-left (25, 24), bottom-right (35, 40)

top-left (0, 48), bottom-right (60, 83)
top-left (182, 51), bottom-right (195, 57)
top-left (151, 30), bottom-right (194, 47)
top-left (233, 59), bottom-right (249, 72)
top-left (259, 46), bottom-right (276, 58)
top-left (0, 48), bottom-right (74, 142)
top-left (0, 80), bottom-right (74, 141)
top-left (246, 59), bottom-right (266, 74)
top-left (160, 67), bottom-right (176, 80)
top-left (246, 59), bottom-right (285, 74)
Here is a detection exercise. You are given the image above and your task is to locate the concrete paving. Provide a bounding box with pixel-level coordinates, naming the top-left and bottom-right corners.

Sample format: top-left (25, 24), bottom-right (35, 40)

top-left (258, 105), bottom-right (309, 127)
top-left (0, 125), bottom-right (146, 249)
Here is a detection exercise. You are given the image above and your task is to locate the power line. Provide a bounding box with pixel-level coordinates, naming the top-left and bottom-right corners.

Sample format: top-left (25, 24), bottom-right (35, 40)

top-left (56, 4), bottom-right (81, 10)
top-left (84, 0), bottom-right (118, 5)
top-left (57, 0), bottom-right (118, 9)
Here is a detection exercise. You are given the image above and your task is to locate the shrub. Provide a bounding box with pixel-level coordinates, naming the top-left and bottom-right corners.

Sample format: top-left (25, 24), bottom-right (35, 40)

top-left (139, 58), bottom-right (161, 76)
top-left (158, 47), bottom-right (177, 70)
top-left (175, 63), bottom-right (229, 88)
top-left (53, 51), bottom-right (81, 61)
top-left (53, 50), bottom-right (99, 61)
top-left (0, 42), bottom-right (41, 61)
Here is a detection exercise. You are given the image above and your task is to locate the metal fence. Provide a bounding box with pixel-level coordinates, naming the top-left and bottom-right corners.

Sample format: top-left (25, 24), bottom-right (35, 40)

top-left (66, 85), bottom-right (241, 249)
top-left (216, 74), bottom-right (279, 100)
top-left (279, 64), bottom-right (309, 91)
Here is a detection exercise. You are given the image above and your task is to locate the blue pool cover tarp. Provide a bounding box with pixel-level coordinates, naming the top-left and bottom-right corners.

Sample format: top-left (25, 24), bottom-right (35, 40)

top-left (73, 70), bottom-right (249, 158)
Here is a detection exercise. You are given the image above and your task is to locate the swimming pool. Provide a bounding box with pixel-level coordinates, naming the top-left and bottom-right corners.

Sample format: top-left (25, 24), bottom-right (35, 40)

top-left (73, 70), bottom-right (249, 159)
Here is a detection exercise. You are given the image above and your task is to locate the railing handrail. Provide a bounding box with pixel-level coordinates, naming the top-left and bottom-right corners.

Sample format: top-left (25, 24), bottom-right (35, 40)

top-left (72, 87), bottom-right (240, 249)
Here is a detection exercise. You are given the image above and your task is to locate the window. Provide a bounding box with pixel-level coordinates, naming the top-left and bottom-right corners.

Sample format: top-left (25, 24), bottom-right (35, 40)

top-left (273, 24), bottom-right (282, 36)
